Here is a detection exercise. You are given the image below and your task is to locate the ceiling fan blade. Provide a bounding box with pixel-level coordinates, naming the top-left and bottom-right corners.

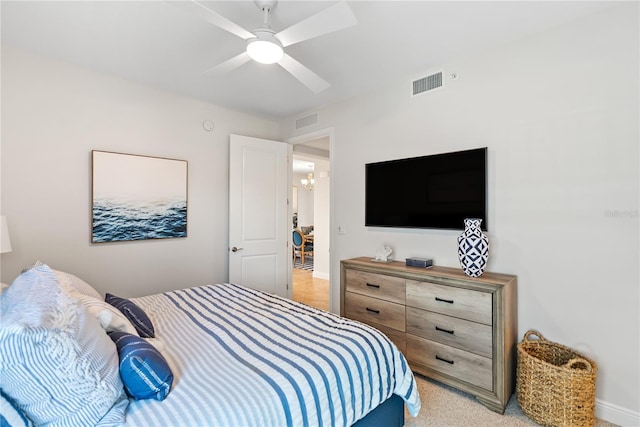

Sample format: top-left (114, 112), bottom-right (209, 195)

top-left (275, 1), bottom-right (357, 48)
top-left (202, 52), bottom-right (251, 75)
top-left (171, 0), bottom-right (255, 40)
top-left (278, 54), bottom-right (330, 94)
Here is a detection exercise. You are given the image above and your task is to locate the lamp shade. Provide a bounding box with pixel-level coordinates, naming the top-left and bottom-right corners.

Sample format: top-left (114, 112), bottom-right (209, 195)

top-left (1, 216), bottom-right (12, 253)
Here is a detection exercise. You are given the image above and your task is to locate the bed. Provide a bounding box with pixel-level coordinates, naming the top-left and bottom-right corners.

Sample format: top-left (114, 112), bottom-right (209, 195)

top-left (0, 264), bottom-right (420, 427)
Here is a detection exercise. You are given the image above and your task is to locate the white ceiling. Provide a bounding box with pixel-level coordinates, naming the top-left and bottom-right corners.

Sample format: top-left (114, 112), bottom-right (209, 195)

top-left (1, 1), bottom-right (614, 120)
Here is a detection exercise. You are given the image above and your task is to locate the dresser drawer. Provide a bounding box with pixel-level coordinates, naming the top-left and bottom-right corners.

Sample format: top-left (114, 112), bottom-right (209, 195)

top-left (345, 292), bottom-right (405, 332)
top-left (367, 322), bottom-right (406, 354)
top-left (406, 280), bottom-right (492, 325)
top-left (406, 307), bottom-right (492, 358)
top-left (407, 334), bottom-right (493, 391)
top-left (345, 269), bottom-right (405, 304)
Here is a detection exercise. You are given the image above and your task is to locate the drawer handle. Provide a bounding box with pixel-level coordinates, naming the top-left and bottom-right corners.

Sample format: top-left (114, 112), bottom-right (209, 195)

top-left (435, 326), bottom-right (455, 335)
top-left (436, 355), bottom-right (455, 365)
top-left (435, 297), bottom-right (454, 304)
top-left (366, 307), bottom-right (380, 314)
top-left (366, 283), bottom-right (380, 289)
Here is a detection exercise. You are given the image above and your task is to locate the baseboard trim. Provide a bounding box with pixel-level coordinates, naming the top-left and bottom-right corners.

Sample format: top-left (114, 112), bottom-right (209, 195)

top-left (313, 271), bottom-right (330, 280)
top-left (596, 399), bottom-right (640, 426)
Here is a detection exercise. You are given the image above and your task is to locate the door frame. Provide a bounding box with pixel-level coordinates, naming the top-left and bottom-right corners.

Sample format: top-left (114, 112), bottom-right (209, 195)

top-left (287, 127), bottom-right (334, 312)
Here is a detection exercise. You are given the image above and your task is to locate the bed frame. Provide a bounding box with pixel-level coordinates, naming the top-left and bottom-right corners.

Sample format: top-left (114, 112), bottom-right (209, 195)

top-left (352, 394), bottom-right (404, 427)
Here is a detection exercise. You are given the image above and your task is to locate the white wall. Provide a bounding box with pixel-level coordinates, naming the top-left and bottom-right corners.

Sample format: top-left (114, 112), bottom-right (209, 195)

top-left (0, 46), bottom-right (280, 297)
top-left (280, 4), bottom-right (639, 424)
top-left (312, 158), bottom-right (330, 280)
top-left (293, 171), bottom-right (314, 227)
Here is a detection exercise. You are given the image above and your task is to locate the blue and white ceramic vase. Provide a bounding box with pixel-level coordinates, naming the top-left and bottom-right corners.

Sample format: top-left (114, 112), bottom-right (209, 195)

top-left (457, 218), bottom-right (489, 277)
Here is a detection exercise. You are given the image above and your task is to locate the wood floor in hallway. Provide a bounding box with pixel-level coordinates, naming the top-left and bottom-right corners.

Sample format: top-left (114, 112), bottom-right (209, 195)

top-left (292, 267), bottom-right (330, 311)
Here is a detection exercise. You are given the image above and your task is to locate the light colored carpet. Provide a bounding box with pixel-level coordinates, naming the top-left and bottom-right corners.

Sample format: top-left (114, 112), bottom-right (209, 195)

top-left (405, 375), bottom-right (617, 427)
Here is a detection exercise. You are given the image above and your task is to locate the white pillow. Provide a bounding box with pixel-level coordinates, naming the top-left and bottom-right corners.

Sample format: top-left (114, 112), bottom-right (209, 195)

top-left (0, 263), bottom-right (128, 426)
top-left (15, 263), bottom-right (135, 335)
top-left (53, 269), bottom-right (103, 300)
top-left (20, 261), bottom-right (103, 300)
top-left (70, 291), bottom-right (139, 336)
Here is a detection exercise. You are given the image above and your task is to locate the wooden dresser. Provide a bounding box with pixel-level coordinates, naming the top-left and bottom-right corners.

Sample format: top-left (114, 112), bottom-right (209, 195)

top-left (340, 257), bottom-right (517, 413)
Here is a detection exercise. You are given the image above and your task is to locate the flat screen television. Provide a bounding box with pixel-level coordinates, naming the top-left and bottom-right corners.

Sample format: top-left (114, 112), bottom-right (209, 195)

top-left (365, 147), bottom-right (487, 230)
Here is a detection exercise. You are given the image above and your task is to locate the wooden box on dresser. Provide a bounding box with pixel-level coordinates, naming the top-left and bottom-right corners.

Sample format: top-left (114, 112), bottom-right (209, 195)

top-left (340, 257), bottom-right (517, 414)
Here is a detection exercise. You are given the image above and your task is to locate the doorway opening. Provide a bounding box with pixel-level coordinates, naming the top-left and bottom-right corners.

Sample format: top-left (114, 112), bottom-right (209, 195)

top-left (290, 133), bottom-right (330, 311)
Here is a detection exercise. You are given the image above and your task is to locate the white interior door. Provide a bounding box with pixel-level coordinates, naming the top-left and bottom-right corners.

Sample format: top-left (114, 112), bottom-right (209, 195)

top-left (229, 134), bottom-right (289, 297)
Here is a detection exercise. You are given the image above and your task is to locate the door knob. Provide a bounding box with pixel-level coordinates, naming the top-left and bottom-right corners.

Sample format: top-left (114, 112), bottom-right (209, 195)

top-left (231, 246), bottom-right (244, 252)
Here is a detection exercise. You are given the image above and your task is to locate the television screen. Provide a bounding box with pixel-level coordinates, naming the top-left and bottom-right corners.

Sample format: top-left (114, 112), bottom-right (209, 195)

top-left (365, 147), bottom-right (487, 230)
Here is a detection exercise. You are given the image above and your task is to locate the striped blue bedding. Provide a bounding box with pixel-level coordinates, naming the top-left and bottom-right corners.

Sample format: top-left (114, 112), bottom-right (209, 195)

top-left (120, 283), bottom-right (421, 426)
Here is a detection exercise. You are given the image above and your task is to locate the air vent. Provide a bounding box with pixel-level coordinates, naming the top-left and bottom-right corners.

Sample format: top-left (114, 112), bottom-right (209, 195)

top-left (295, 113), bottom-right (319, 129)
top-left (412, 72), bottom-right (443, 95)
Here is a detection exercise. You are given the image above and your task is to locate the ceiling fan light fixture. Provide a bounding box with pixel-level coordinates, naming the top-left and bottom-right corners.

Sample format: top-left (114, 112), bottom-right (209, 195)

top-left (246, 31), bottom-right (283, 64)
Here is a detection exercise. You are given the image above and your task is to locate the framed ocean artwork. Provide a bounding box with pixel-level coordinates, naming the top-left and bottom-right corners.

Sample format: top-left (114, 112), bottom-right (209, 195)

top-left (91, 150), bottom-right (188, 243)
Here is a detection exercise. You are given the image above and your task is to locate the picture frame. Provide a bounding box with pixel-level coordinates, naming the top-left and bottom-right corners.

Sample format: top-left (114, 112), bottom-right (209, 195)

top-left (91, 150), bottom-right (188, 243)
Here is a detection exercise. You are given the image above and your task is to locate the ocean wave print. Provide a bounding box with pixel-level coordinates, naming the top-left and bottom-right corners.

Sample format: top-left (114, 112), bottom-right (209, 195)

top-left (92, 197), bottom-right (187, 243)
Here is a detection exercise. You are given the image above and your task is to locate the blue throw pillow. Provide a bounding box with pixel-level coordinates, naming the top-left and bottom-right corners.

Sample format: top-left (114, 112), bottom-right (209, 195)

top-left (108, 332), bottom-right (173, 401)
top-left (1, 391), bottom-right (32, 427)
top-left (105, 294), bottom-right (155, 338)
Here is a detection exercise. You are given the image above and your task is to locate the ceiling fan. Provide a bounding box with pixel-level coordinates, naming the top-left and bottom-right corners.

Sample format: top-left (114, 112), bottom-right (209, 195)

top-left (173, 0), bottom-right (358, 93)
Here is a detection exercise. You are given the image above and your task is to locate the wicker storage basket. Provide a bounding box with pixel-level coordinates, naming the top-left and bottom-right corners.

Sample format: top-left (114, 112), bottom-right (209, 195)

top-left (516, 330), bottom-right (597, 427)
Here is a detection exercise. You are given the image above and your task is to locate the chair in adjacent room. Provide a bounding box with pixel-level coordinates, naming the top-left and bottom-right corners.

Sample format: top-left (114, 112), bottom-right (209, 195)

top-left (292, 228), bottom-right (314, 267)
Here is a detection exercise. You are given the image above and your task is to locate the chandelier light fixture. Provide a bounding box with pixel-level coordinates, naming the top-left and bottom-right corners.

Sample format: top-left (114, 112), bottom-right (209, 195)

top-left (301, 172), bottom-right (315, 191)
